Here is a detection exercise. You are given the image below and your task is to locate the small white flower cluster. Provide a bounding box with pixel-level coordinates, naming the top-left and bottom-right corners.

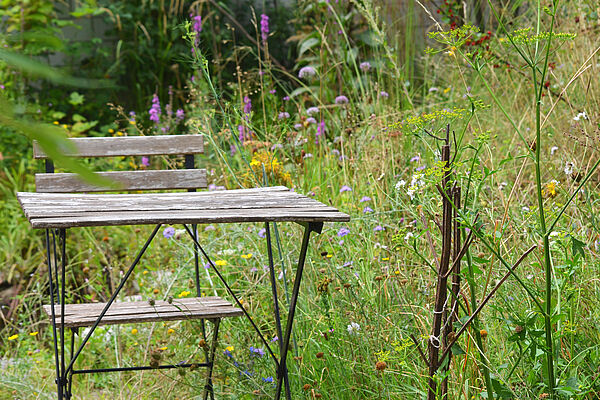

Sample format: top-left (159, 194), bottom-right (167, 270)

top-left (573, 111), bottom-right (588, 121)
top-left (347, 322), bottom-right (361, 335)
top-left (407, 173), bottom-right (425, 200)
top-left (564, 161), bottom-right (574, 175)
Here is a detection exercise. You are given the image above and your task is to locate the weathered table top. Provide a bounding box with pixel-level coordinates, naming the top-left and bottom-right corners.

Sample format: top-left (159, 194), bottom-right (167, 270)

top-left (17, 186), bottom-right (350, 229)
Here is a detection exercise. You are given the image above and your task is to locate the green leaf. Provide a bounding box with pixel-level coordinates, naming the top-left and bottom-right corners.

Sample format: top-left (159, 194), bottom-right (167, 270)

top-left (298, 37), bottom-right (320, 57)
top-left (451, 344), bottom-right (466, 355)
top-left (571, 236), bottom-right (586, 258)
top-left (0, 49), bottom-right (113, 88)
top-left (491, 376), bottom-right (513, 399)
top-left (69, 92), bottom-right (85, 106)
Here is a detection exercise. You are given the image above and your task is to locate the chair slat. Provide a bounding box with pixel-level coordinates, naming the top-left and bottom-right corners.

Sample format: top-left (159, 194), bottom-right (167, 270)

top-left (35, 169), bottom-right (207, 193)
top-left (33, 135), bottom-right (204, 159)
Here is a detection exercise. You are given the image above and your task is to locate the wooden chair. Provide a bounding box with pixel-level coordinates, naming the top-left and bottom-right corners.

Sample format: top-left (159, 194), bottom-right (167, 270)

top-left (32, 134), bottom-right (242, 400)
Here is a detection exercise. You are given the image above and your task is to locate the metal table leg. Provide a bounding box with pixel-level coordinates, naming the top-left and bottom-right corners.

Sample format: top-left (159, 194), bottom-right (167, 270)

top-left (184, 221), bottom-right (322, 400)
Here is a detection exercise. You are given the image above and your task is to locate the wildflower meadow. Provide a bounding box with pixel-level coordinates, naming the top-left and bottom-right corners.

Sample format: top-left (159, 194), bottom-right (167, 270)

top-left (2, 0), bottom-right (600, 399)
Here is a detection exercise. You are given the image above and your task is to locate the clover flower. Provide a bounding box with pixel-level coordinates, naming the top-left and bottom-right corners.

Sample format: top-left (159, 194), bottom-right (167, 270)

top-left (359, 61), bottom-right (371, 72)
top-left (307, 107), bottom-right (319, 115)
top-left (163, 226), bottom-right (175, 238)
top-left (347, 322), bottom-right (360, 335)
top-left (335, 95), bottom-right (349, 105)
top-left (260, 14), bottom-right (269, 43)
top-left (337, 227), bottom-right (350, 237)
top-left (298, 66), bottom-right (317, 79)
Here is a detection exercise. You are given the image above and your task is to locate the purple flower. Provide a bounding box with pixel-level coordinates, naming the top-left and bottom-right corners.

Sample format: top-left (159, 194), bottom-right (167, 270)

top-left (410, 155), bottom-right (420, 162)
top-left (0, 84), bottom-right (4, 90)
top-left (306, 117), bottom-right (317, 124)
top-left (335, 95), bottom-right (349, 105)
top-left (193, 15), bottom-right (202, 34)
top-left (250, 346), bottom-right (265, 357)
top-left (416, 165), bottom-right (426, 172)
top-left (360, 196), bottom-right (371, 202)
top-left (175, 108), bottom-right (185, 122)
top-left (230, 144), bottom-right (236, 156)
top-left (163, 226), bottom-right (175, 239)
top-left (339, 185), bottom-right (352, 193)
top-left (359, 61), bottom-right (371, 72)
top-left (262, 376), bottom-right (274, 383)
top-left (307, 107), bottom-right (319, 115)
top-left (337, 227), bottom-right (350, 237)
top-left (294, 123), bottom-right (302, 130)
top-left (374, 225), bottom-right (385, 232)
top-left (298, 66), bottom-right (316, 79)
top-left (379, 91), bottom-right (389, 99)
top-left (141, 156), bottom-right (150, 167)
top-left (342, 261), bottom-right (353, 268)
top-left (278, 112), bottom-right (290, 119)
top-left (260, 14), bottom-right (269, 42)
top-left (283, 96), bottom-right (290, 101)
top-left (363, 206), bottom-right (373, 214)
top-left (149, 94), bottom-right (161, 124)
top-left (258, 228), bottom-right (266, 238)
top-left (250, 266), bottom-right (258, 273)
top-left (316, 120), bottom-right (325, 144)
top-left (243, 96), bottom-right (252, 114)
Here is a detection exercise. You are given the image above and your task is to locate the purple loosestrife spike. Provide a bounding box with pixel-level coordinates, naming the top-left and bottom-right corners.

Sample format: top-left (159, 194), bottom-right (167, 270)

top-left (149, 94), bottom-right (161, 124)
top-left (316, 120), bottom-right (325, 144)
top-left (243, 96), bottom-right (252, 114)
top-left (260, 14), bottom-right (269, 42)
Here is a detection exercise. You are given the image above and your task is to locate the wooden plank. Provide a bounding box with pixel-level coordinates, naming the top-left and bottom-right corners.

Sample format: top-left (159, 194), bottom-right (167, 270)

top-left (42, 297), bottom-right (243, 328)
top-left (35, 169), bottom-right (207, 193)
top-left (33, 135), bottom-right (204, 159)
top-left (21, 197), bottom-right (333, 218)
top-left (29, 208), bottom-right (350, 228)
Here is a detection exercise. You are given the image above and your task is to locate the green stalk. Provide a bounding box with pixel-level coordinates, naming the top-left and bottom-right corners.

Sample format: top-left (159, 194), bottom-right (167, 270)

top-left (464, 252), bottom-right (495, 399)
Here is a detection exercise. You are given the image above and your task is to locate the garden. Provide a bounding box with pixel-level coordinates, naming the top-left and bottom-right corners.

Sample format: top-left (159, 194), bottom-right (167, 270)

top-left (1, 0), bottom-right (600, 398)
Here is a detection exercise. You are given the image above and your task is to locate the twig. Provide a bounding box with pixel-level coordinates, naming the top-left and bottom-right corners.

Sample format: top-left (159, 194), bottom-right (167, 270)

top-left (435, 245), bottom-right (537, 372)
top-left (410, 334), bottom-right (429, 365)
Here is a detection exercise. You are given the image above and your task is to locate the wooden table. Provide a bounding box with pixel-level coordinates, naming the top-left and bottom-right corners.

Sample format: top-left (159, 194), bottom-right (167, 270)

top-left (18, 186), bottom-right (350, 399)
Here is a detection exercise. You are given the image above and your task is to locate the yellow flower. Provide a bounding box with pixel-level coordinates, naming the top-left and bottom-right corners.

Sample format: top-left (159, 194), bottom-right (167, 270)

top-left (143, 270), bottom-right (148, 275)
top-left (8, 334), bottom-right (18, 341)
top-left (241, 253), bottom-right (253, 259)
top-left (53, 121), bottom-right (59, 125)
top-left (326, 254), bottom-right (333, 258)
top-left (131, 328), bottom-right (138, 334)
top-left (543, 180), bottom-right (558, 198)
top-left (394, 270), bottom-right (400, 275)
top-left (158, 346), bottom-right (168, 351)
top-left (250, 159), bottom-right (261, 167)
top-left (215, 260), bottom-right (227, 266)
top-left (443, 87), bottom-right (451, 94)
top-left (129, 120), bottom-right (136, 125)
top-left (178, 290), bottom-right (191, 298)
top-left (167, 328), bottom-right (175, 335)
top-left (225, 346), bottom-right (234, 352)
top-left (62, 124), bottom-right (68, 129)
top-left (108, 128), bottom-right (115, 133)
top-left (116, 131), bottom-right (124, 136)
top-left (382, 257), bottom-right (390, 261)
top-left (29, 332), bottom-right (38, 336)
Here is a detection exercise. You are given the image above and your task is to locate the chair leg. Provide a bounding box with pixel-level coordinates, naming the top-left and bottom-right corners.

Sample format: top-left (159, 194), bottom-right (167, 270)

top-left (203, 318), bottom-right (220, 400)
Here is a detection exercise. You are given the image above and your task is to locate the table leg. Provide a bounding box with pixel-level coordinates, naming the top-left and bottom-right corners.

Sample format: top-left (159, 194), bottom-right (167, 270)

top-left (45, 229), bottom-right (63, 400)
top-left (274, 222), bottom-right (322, 400)
top-left (65, 224), bottom-right (161, 377)
top-left (264, 222), bottom-right (290, 398)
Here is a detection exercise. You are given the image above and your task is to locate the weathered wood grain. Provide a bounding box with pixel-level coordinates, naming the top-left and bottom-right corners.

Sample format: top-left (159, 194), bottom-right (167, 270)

top-left (42, 297), bottom-right (243, 328)
top-left (33, 135), bottom-right (204, 159)
top-left (35, 169), bottom-right (207, 193)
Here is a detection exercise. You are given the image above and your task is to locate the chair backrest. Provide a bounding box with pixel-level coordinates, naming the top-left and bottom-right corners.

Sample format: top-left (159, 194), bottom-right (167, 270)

top-left (33, 135), bottom-right (206, 193)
